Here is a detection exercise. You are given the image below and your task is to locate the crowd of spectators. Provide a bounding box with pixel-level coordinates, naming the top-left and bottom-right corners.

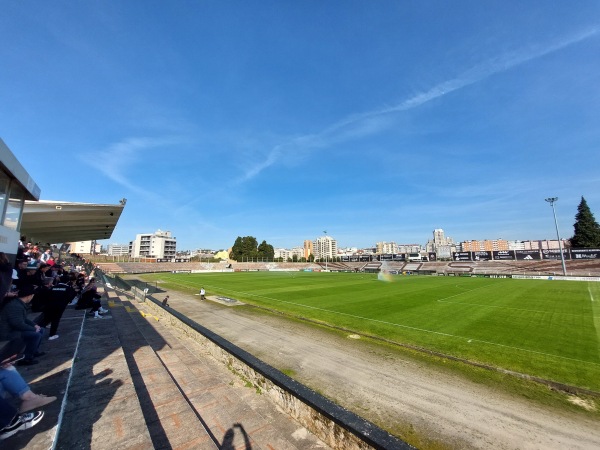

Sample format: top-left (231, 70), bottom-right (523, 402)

top-left (0, 239), bottom-right (102, 441)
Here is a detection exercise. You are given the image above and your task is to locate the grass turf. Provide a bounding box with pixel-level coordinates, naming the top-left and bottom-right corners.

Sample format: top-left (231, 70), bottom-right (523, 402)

top-left (139, 271), bottom-right (600, 391)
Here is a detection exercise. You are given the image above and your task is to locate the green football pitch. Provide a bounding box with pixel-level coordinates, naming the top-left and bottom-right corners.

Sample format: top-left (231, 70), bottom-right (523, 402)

top-left (141, 271), bottom-right (600, 391)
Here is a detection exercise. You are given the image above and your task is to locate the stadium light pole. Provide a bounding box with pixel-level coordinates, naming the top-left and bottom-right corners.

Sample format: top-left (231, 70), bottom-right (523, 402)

top-left (545, 197), bottom-right (567, 276)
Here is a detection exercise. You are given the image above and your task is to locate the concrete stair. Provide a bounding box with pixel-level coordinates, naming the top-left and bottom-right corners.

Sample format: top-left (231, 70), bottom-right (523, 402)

top-left (9, 289), bottom-right (327, 449)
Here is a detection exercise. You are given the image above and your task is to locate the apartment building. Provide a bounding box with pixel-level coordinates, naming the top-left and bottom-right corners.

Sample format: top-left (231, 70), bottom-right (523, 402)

top-left (303, 240), bottom-right (313, 260)
top-left (313, 235), bottom-right (338, 260)
top-left (376, 241), bottom-right (399, 254)
top-left (107, 243), bottom-right (129, 256)
top-left (129, 229), bottom-right (176, 259)
top-left (274, 247), bottom-right (304, 260)
top-left (66, 240), bottom-right (102, 254)
top-left (460, 239), bottom-right (510, 252)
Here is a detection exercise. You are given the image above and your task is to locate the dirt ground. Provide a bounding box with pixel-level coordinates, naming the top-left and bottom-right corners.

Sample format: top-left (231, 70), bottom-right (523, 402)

top-left (168, 292), bottom-right (600, 449)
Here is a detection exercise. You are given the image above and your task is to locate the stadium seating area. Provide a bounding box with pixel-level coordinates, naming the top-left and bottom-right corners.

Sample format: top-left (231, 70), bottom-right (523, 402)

top-left (95, 259), bottom-right (600, 277)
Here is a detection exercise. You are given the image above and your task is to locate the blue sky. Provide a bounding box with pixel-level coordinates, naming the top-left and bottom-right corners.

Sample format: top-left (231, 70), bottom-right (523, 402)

top-left (2, 2), bottom-right (599, 251)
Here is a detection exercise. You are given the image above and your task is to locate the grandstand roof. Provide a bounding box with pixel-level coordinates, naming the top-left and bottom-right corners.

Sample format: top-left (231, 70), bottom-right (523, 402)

top-left (21, 200), bottom-right (125, 244)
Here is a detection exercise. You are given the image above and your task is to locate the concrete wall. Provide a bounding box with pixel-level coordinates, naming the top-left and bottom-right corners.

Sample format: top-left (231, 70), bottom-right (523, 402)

top-left (136, 290), bottom-right (411, 450)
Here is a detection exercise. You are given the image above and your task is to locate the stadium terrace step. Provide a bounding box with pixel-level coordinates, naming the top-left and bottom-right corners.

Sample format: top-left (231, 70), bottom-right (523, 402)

top-left (103, 291), bottom-right (329, 450)
top-left (54, 293), bottom-right (155, 449)
top-left (5, 290), bottom-right (154, 450)
top-left (7, 287), bottom-right (328, 449)
top-left (102, 293), bottom-right (218, 449)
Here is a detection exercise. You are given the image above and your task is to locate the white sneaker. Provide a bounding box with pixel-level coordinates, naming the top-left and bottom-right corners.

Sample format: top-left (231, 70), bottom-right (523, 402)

top-left (93, 313), bottom-right (103, 319)
top-left (48, 335), bottom-right (59, 341)
top-left (99, 307), bottom-right (108, 313)
top-left (0, 410), bottom-right (45, 440)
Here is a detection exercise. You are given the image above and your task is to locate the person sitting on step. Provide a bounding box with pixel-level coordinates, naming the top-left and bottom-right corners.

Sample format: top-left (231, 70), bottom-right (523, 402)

top-left (75, 278), bottom-right (107, 319)
top-left (0, 286), bottom-right (45, 365)
top-left (0, 363), bottom-right (56, 413)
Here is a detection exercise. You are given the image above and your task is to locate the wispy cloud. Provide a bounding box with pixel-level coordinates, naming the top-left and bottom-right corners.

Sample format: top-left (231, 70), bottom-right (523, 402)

top-left (237, 27), bottom-right (599, 184)
top-left (79, 136), bottom-right (180, 200)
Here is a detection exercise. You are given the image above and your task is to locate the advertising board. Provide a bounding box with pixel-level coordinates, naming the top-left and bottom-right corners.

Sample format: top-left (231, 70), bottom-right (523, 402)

top-left (570, 248), bottom-right (600, 260)
top-left (515, 250), bottom-right (541, 260)
top-left (452, 252), bottom-right (472, 261)
top-left (472, 251), bottom-right (492, 261)
top-left (541, 249), bottom-right (571, 260)
top-left (493, 250), bottom-right (515, 260)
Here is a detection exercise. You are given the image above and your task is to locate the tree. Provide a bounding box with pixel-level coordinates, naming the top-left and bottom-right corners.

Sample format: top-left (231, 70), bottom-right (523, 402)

top-left (257, 240), bottom-right (274, 260)
top-left (230, 236), bottom-right (258, 261)
top-left (570, 196), bottom-right (600, 248)
top-left (230, 236), bottom-right (274, 261)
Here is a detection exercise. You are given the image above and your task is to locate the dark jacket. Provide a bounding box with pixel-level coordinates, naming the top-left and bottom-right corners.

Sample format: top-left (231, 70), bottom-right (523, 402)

top-left (0, 297), bottom-right (37, 340)
top-left (75, 286), bottom-right (101, 309)
top-left (47, 283), bottom-right (76, 311)
top-left (0, 260), bottom-right (12, 301)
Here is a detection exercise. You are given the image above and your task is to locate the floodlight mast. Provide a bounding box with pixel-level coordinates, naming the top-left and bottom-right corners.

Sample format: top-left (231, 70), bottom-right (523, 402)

top-left (544, 197), bottom-right (567, 276)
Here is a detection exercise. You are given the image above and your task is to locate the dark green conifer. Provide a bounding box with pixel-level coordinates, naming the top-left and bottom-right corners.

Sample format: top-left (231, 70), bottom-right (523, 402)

top-left (570, 197), bottom-right (600, 248)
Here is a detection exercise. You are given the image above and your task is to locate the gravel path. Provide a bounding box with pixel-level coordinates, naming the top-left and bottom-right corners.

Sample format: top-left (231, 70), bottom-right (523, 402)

top-left (162, 290), bottom-right (600, 449)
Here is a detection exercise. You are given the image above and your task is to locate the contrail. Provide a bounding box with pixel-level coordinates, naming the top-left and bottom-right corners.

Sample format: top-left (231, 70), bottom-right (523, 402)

top-left (238, 27), bottom-right (599, 184)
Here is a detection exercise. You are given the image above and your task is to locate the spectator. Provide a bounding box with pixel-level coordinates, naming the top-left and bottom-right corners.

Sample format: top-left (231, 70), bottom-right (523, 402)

top-left (0, 396), bottom-right (45, 441)
top-left (14, 261), bottom-right (39, 292)
top-left (75, 273), bottom-right (86, 292)
top-left (0, 285), bottom-right (45, 365)
top-left (0, 253), bottom-right (13, 302)
top-left (39, 249), bottom-right (52, 264)
top-left (13, 259), bottom-right (28, 286)
top-left (66, 272), bottom-right (80, 306)
top-left (36, 264), bottom-right (52, 286)
top-left (22, 243), bottom-right (34, 259)
top-left (0, 365), bottom-right (56, 412)
top-left (36, 281), bottom-right (76, 340)
top-left (30, 266), bottom-right (53, 314)
top-left (76, 278), bottom-right (107, 318)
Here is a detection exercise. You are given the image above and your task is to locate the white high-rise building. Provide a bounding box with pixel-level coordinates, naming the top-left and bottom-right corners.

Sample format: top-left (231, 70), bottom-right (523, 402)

top-left (313, 235), bottom-right (337, 261)
top-left (129, 229), bottom-right (176, 259)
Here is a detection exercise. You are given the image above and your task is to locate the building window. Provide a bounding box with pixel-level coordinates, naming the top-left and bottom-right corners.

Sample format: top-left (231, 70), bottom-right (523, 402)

top-left (2, 181), bottom-right (25, 231)
top-left (0, 170), bottom-right (9, 222)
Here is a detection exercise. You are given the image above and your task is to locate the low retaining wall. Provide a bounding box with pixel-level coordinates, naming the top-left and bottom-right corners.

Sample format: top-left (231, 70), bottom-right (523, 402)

top-left (140, 294), bottom-right (412, 450)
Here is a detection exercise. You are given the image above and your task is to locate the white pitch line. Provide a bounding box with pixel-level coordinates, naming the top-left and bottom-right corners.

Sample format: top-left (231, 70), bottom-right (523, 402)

top-left (192, 282), bottom-right (600, 367)
top-left (439, 281), bottom-right (600, 318)
top-left (438, 299), bottom-right (600, 318)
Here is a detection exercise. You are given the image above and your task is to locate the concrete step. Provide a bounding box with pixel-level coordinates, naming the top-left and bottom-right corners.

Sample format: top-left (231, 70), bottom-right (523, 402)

top-left (55, 297), bottom-right (155, 449)
top-left (109, 291), bottom-right (327, 449)
top-left (105, 292), bottom-right (218, 450)
top-left (6, 287), bottom-right (327, 449)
